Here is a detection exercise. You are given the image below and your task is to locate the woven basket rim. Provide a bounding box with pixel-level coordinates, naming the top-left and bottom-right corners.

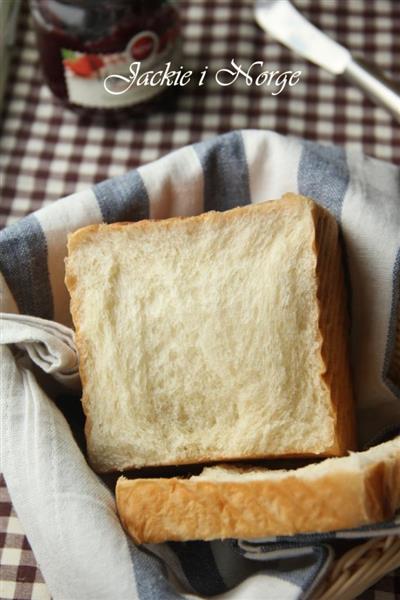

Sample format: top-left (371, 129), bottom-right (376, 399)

top-left (313, 534), bottom-right (400, 600)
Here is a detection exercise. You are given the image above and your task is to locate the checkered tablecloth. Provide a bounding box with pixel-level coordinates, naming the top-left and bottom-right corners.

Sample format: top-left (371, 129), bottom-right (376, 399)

top-left (1, 1), bottom-right (399, 598)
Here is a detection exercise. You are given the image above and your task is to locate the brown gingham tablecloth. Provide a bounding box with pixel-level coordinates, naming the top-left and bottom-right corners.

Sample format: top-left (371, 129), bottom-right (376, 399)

top-left (0, 1), bottom-right (399, 599)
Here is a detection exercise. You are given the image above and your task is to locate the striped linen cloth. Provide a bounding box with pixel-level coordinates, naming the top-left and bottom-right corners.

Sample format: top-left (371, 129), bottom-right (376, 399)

top-left (1, 129), bottom-right (399, 600)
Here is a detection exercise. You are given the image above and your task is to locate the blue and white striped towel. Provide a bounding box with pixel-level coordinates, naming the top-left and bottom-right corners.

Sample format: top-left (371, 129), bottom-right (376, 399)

top-left (1, 130), bottom-right (400, 600)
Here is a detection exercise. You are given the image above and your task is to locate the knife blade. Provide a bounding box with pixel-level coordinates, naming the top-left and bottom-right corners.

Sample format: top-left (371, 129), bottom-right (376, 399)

top-left (254, 0), bottom-right (400, 122)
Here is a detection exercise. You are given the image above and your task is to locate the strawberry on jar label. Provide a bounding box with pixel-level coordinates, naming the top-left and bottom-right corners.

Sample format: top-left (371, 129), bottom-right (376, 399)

top-left (128, 31), bottom-right (159, 63)
top-left (30, 0), bottom-right (181, 111)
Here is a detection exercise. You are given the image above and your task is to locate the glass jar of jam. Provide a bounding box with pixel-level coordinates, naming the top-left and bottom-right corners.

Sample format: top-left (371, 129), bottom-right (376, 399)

top-left (30, 0), bottom-right (181, 111)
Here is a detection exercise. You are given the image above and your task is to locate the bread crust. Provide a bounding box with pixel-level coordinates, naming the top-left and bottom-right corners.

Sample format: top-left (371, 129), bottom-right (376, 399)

top-left (309, 195), bottom-right (356, 453)
top-left (66, 196), bottom-right (314, 245)
top-left (116, 437), bottom-right (400, 543)
top-left (65, 195), bottom-right (356, 471)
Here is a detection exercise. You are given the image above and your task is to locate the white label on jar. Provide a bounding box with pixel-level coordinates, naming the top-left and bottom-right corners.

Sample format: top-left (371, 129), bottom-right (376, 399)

top-left (62, 30), bottom-right (181, 108)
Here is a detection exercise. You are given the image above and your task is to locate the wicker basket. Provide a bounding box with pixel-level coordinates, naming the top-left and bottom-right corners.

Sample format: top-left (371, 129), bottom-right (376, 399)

top-left (314, 535), bottom-right (400, 599)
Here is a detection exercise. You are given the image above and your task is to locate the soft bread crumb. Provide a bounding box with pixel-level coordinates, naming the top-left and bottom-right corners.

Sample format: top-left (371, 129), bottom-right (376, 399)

top-left (65, 195), bottom-right (355, 471)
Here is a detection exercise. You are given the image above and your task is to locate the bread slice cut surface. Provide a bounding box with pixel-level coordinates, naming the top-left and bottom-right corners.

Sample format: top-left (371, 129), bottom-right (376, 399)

top-left (65, 194), bottom-right (355, 471)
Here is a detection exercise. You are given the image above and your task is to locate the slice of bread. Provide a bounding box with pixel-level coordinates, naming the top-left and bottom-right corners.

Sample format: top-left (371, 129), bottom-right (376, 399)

top-left (65, 194), bottom-right (355, 472)
top-left (116, 436), bottom-right (400, 543)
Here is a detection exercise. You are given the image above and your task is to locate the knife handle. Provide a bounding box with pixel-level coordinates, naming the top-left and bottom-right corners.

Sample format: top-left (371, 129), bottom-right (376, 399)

top-left (343, 57), bottom-right (400, 123)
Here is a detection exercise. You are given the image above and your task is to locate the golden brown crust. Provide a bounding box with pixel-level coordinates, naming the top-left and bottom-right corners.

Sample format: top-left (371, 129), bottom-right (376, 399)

top-left (311, 198), bottom-right (356, 454)
top-left (282, 193), bottom-right (356, 455)
top-left (116, 438), bottom-right (400, 543)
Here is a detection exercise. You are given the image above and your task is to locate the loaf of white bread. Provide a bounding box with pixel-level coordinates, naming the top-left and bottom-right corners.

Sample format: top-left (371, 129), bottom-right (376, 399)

top-left (65, 194), bottom-right (355, 472)
top-left (116, 436), bottom-right (400, 543)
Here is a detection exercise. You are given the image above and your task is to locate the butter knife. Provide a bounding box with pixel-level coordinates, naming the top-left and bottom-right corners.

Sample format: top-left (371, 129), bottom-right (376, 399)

top-left (254, 0), bottom-right (400, 122)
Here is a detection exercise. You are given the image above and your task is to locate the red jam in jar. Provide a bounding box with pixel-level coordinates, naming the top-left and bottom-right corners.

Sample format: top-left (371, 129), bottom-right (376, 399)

top-left (29, 0), bottom-right (181, 110)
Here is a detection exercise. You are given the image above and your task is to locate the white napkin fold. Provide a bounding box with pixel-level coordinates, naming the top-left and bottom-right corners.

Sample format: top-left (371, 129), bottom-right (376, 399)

top-left (0, 314), bottom-right (139, 600)
top-left (1, 130), bottom-right (400, 600)
top-left (0, 313), bottom-right (80, 388)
